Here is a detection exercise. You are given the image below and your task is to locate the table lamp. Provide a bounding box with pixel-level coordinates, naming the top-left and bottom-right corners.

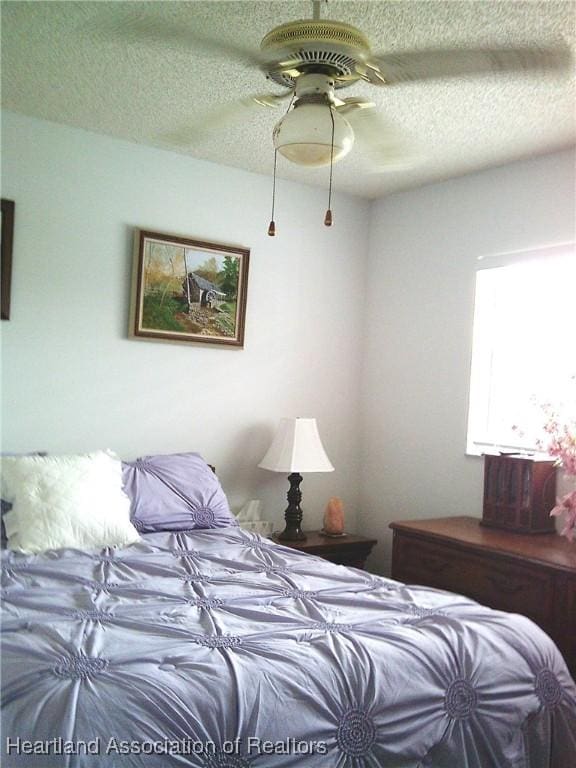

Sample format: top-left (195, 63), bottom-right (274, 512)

top-left (258, 417), bottom-right (334, 541)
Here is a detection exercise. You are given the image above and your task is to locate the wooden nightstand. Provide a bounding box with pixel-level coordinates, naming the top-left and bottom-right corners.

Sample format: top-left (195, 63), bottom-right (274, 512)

top-left (274, 530), bottom-right (377, 570)
top-left (390, 516), bottom-right (576, 677)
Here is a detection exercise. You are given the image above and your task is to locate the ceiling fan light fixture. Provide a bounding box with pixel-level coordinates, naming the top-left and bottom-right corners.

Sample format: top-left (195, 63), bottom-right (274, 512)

top-left (273, 103), bottom-right (354, 167)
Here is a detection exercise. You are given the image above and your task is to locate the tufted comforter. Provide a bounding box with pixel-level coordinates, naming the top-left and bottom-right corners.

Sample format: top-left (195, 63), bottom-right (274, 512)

top-left (2, 526), bottom-right (575, 767)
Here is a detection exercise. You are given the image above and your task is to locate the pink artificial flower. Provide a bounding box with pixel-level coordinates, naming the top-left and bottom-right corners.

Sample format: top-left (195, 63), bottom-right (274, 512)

top-left (528, 384), bottom-right (576, 542)
top-left (550, 489), bottom-right (576, 542)
top-left (537, 401), bottom-right (576, 475)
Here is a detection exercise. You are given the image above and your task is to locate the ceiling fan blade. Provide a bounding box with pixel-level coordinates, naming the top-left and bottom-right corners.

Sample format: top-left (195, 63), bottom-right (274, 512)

top-left (159, 92), bottom-right (289, 147)
top-left (87, 11), bottom-right (268, 69)
top-left (368, 43), bottom-right (572, 85)
top-left (341, 104), bottom-right (420, 171)
top-left (336, 97), bottom-right (376, 115)
top-left (250, 92), bottom-right (292, 108)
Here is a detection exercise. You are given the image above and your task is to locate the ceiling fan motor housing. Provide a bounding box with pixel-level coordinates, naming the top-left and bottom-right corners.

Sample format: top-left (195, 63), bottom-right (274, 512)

top-left (260, 19), bottom-right (372, 88)
top-left (294, 72), bottom-right (336, 97)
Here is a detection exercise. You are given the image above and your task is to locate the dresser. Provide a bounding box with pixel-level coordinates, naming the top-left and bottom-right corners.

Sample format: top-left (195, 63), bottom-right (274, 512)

top-left (390, 516), bottom-right (576, 676)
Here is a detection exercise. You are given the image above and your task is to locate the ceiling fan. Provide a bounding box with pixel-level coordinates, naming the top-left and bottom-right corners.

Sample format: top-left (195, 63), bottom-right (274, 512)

top-left (147, 0), bottom-right (570, 170)
top-left (103, 0), bottom-right (571, 229)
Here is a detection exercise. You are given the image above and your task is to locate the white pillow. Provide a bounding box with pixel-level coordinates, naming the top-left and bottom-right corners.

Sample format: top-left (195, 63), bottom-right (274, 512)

top-left (0, 451), bottom-right (140, 553)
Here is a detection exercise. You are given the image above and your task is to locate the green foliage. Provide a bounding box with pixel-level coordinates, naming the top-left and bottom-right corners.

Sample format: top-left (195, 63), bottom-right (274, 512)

top-left (221, 256), bottom-right (240, 300)
top-left (142, 292), bottom-right (185, 332)
top-left (215, 311), bottom-right (236, 335)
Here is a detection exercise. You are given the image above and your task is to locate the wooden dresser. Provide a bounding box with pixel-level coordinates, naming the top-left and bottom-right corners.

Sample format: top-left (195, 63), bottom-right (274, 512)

top-left (390, 516), bottom-right (576, 677)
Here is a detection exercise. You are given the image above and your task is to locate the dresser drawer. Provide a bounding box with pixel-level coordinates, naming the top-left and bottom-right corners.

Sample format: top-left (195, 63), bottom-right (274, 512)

top-left (392, 534), bottom-right (555, 627)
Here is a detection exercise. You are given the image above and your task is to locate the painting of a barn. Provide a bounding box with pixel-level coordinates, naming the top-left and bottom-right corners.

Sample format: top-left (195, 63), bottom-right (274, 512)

top-left (131, 230), bottom-right (250, 347)
top-left (182, 272), bottom-right (226, 309)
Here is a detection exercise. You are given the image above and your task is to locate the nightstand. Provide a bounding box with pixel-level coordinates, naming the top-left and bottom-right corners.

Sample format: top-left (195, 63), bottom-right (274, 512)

top-left (274, 530), bottom-right (377, 570)
top-left (389, 516), bottom-right (576, 677)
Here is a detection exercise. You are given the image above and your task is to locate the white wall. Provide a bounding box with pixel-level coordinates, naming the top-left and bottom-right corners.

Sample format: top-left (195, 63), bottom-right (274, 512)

top-left (2, 111), bottom-right (573, 568)
top-left (0, 111), bottom-right (370, 530)
top-left (361, 149), bottom-right (576, 573)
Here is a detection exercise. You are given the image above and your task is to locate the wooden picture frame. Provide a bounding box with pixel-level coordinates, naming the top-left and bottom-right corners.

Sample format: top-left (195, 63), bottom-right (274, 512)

top-left (130, 229), bottom-right (250, 347)
top-left (1, 199), bottom-right (15, 321)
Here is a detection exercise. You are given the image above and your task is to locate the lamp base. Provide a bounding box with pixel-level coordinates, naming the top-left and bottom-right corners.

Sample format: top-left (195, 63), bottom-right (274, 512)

top-left (277, 527), bottom-right (306, 542)
top-left (277, 472), bottom-right (307, 541)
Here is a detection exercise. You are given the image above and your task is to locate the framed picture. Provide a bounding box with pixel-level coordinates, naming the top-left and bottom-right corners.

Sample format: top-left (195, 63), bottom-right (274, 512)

top-left (1, 199), bottom-right (15, 321)
top-left (130, 229), bottom-right (250, 347)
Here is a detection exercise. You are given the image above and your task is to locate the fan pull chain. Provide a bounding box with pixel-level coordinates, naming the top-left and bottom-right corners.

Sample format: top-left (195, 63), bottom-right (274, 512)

top-left (267, 149), bottom-right (278, 236)
top-left (324, 106), bottom-right (335, 227)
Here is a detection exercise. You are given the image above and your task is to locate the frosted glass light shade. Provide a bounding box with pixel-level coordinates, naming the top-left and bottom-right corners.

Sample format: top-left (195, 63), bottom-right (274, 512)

top-left (273, 104), bottom-right (354, 167)
top-left (258, 418), bottom-right (334, 473)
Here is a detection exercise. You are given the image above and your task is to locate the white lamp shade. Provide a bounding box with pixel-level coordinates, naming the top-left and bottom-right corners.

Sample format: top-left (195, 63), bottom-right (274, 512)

top-left (258, 418), bottom-right (335, 473)
top-left (273, 104), bottom-right (354, 167)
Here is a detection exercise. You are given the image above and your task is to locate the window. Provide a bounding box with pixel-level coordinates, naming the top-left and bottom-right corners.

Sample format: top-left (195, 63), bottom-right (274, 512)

top-left (466, 244), bottom-right (576, 455)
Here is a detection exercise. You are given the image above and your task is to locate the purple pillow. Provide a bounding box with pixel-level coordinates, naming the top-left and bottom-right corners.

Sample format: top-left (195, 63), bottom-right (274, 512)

top-left (122, 452), bottom-right (237, 533)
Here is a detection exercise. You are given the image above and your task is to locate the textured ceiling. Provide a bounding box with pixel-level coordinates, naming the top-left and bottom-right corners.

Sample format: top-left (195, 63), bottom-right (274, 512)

top-left (1, 1), bottom-right (575, 199)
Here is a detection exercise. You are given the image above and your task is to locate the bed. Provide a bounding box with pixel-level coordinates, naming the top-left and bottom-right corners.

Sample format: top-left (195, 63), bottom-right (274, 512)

top-left (1, 452), bottom-right (575, 767)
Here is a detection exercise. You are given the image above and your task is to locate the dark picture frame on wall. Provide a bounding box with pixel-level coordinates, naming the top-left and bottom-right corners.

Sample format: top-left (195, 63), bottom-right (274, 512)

top-left (130, 229), bottom-right (250, 347)
top-left (1, 199), bottom-right (15, 321)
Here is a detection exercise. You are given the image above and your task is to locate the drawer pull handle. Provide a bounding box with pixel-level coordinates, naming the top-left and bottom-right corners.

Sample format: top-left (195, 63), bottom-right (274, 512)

top-left (421, 557), bottom-right (449, 573)
top-left (487, 576), bottom-right (523, 595)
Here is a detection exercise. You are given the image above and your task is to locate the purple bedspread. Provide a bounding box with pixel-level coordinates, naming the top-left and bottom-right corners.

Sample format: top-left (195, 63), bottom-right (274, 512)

top-left (1, 526), bottom-right (575, 767)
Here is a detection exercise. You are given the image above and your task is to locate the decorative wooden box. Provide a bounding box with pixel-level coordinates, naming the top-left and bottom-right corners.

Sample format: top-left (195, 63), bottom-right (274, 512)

top-left (482, 455), bottom-right (557, 533)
